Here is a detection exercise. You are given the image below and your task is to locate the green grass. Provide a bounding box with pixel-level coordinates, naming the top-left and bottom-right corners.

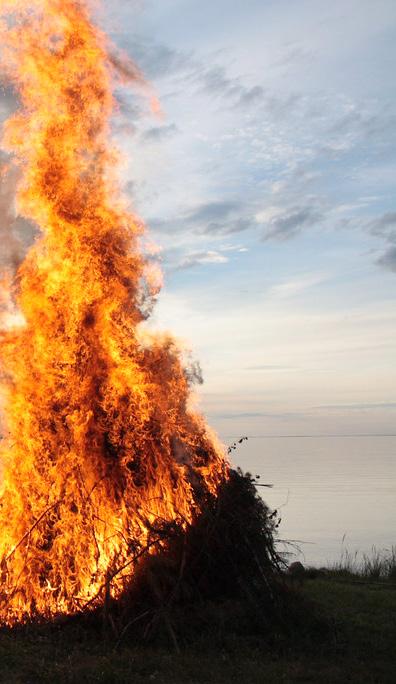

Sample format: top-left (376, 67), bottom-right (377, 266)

top-left (328, 545), bottom-right (396, 581)
top-left (0, 574), bottom-right (395, 683)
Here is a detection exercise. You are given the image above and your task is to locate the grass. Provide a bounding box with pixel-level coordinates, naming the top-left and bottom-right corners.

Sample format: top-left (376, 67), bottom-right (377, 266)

top-left (328, 545), bottom-right (396, 581)
top-left (0, 569), bottom-right (395, 683)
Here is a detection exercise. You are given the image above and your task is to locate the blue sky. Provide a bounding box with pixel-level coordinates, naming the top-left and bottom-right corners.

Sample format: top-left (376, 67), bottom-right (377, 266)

top-left (101, 0), bottom-right (396, 438)
top-left (2, 1), bottom-right (393, 438)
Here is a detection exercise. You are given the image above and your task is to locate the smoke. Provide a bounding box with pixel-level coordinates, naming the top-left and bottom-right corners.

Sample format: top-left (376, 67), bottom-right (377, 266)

top-left (0, 81), bottom-right (37, 279)
top-left (0, 156), bottom-right (37, 337)
top-left (184, 359), bottom-right (204, 386)
top-left (0, 160), bottom-right (24, 270)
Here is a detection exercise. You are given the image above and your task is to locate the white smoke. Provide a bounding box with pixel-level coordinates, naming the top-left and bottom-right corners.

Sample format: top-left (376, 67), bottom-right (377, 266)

top-left (0, 79), bottom-right (38, 272)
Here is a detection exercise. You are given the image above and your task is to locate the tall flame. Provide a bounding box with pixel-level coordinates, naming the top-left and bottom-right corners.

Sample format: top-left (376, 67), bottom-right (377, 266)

top-left (0, 0), bottom-right (227, 624)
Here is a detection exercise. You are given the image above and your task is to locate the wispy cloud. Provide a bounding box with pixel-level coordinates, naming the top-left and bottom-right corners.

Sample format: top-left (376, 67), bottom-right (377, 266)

top-left (149, 200), bottom-right (255, 237)
top-left (364, 212), bottom-right (396, 273)
top-left (170, 250), bottom-right (228, 271)
top-left (244, 365), bottom-right (297, 372)
top-left (189, 63), bottom-right (266, 109)
top-left (377, 246), bottom-right (396, 273)
top-left (257, 205), bottom-right (325, 241)
top-left (141, 123), bottom-right (179, 141)
top-left (121, 38), bottom-right (192, 80)
top-left (368, 212), bottom-right (396, 241)
top-left (207, 410), bottom-right (300, 420)
top-left (315, 402), bottom-right (396, 411)
top-left (268, 273), bottom-right (328, 299)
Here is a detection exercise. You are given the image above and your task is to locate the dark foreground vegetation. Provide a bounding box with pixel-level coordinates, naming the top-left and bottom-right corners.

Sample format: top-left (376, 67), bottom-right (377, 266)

top-left (1, 574), bottom-right (395, 683)
top-left (0, 471), bottom-right (395, 683)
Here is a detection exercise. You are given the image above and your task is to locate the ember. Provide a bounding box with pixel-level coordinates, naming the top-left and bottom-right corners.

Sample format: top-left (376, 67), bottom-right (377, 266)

top-left (0, 0), bottom-right (227, 625)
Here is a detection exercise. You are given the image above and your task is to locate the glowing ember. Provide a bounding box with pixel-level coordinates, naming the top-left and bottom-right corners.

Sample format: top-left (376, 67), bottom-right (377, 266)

top-left (0, 0), bottom-right (227, 624)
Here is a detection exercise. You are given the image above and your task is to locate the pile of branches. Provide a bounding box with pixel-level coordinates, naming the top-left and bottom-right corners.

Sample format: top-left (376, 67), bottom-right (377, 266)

top-left (98, 468), bottom-right (289, 649)
top-left (2, 466), bottom-right (328, 652)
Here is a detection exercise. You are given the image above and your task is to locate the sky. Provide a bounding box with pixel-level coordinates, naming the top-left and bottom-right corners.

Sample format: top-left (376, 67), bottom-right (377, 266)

top-left (3, 0), bottom-right (396, 439)
top-left (99, 0), bottom-right (396, 439)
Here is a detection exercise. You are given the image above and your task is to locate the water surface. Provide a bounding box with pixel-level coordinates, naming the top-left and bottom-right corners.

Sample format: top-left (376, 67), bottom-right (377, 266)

top-left (230, 435), bottom-right (396, 566)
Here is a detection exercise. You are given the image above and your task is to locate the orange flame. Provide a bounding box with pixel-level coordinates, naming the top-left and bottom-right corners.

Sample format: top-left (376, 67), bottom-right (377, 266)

top-left (0, 0), bottom-right (227, 624)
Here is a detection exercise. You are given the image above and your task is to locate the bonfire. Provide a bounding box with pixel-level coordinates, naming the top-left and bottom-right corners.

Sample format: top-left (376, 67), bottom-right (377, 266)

top-left (0, 0), bottom-right (228, 626)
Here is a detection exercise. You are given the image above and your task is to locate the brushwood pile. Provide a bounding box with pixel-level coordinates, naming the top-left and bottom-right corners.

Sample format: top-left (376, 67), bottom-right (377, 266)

top-left (94, 468), bottom-right (289, 646)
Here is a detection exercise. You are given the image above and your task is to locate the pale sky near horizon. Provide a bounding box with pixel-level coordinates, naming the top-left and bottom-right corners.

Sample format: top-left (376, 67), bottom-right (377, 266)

top-left (101, 0), bottom-right (396, 439)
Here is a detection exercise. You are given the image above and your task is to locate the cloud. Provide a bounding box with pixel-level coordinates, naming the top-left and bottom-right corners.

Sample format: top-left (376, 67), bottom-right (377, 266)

top-left (161, 242), bottom-right (248, 272)
top-left (171, 250), bottom-right (228, 271)
top-left (150, 196), bottom-right (326, 246)
top-left (326, 106), bottom-right (396, 159)
top-left (188, 200), bottom-right (241, 222)
top-left (237, 85), bottom-right (265, 107)
top-left (268, 273), bottom-right (328, 299)
top-left (193, 64), bottom-right (265, 109)
top-left (257, 205), bottom-right (324, 241)
top-left (270, 44), bottom-right (313, 70)
top-left (315, 402), bottom-right (396, 411)
top-left (208, 410), bottom-right (301, 420)
top-left (142, 123), bottom-right (178, 141)
top-left (210, 411), bottom-right (270, 419)
top-left (196, 65), bottom-right (240, 98)
top-left (366, 212), bottom-right (396, 273)
top-left (149, 200), bottom-right (255, 237)
top-left (244, 365), bottom-right (297, 371)
top-left (262, 92), bottom-right (302, 119)
top-left (122, 38), bottom-right (192, 80)
top-left (119, 34), bottom-right (266, 113)
top-left (201, 216), bottom-right (253, 235)
top-left (377, 246), bottom-right (396, 273)
top-left (193, 66), bottom-right (301, 113)
top-left (188, 200), bottom-right (254, 236)
top-left (369, 212), bottom-right (396, 242)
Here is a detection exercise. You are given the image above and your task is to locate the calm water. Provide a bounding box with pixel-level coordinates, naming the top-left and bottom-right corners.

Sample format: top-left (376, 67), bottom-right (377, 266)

top-left (230, 435), bottom-right (396, 567)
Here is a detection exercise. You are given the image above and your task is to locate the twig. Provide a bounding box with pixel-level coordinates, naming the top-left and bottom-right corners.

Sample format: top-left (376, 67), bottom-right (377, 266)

top-left (5, 500), bottom-right (61, 562)
top-left (80, 536), bottom-right (162, 612)
top-left (113, 609), bottom-right (154, 651)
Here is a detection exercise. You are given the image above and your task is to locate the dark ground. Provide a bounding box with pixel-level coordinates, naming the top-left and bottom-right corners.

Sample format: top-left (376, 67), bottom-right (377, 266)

top-left (1, 573), bottom-right (395, 683)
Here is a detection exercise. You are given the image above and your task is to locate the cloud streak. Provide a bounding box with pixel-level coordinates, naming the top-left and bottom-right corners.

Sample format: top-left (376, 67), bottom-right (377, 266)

top-left (257, 205), bottom-right (325, 241)
top-left (171, 249), bottom-right (228, 271)
top-left (315, 402), bottom-right (396, 411)
top-left (142, 123), bottom-right (178, 141)
top-left (268, 273), bottom-right (328, 299)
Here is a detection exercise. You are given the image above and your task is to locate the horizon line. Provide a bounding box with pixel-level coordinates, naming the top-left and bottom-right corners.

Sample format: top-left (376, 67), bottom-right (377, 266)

top-left (221, 433), bottom-right (396, 439)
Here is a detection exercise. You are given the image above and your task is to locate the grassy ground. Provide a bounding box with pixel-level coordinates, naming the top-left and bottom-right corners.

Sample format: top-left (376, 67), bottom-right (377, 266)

top-left (329, 545), bottom-right (396, 581)
top-left (0, 573), bottom-right (395, 683)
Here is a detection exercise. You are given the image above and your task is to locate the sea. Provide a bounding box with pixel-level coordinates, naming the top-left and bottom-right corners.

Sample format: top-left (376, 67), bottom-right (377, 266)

top-left (229, 435), bottom-right (396, 567)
